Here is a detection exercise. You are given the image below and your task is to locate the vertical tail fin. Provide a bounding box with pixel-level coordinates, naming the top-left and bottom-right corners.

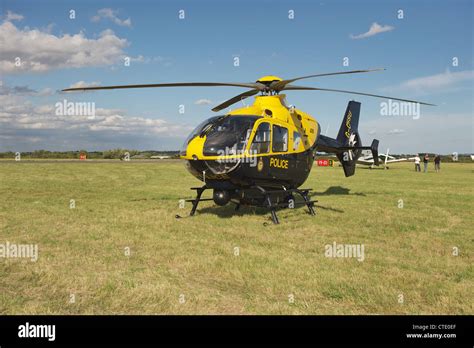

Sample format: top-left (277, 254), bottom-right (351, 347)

top-left (336, 101), bottom-right (361, 176)
top-left (336, 101), bottom-right (360, 146)
top-left (315, 100), bottom-right (379, 177)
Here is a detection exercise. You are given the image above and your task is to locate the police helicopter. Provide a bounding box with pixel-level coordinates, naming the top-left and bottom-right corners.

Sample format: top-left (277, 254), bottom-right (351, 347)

top-left (63, 69), bottom-right (434, 224)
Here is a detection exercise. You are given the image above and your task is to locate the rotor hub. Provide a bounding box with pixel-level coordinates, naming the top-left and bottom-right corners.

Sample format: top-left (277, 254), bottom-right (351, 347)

top-left (256, 75), bottom-right (283, 84)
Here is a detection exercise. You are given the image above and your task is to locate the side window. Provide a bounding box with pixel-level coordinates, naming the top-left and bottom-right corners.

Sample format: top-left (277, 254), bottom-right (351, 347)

top-left (272, 125), bottom-right (288, 152)
top-left (293, 131), bottom-right (301, 151)
top-left (250, 122), bottom-right (271, 154)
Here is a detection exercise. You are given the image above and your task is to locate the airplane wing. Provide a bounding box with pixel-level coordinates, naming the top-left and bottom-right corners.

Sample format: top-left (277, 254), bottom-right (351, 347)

top-left (315, 152), bottom-right (337, 157)
top-left (385, 158), bottom-right (408, 164)
top-left (357, 158), bottom-right (375, 165)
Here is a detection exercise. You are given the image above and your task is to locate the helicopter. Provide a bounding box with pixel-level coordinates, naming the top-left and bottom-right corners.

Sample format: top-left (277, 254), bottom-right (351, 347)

top-left (63, 69), bottom-right (434, 224)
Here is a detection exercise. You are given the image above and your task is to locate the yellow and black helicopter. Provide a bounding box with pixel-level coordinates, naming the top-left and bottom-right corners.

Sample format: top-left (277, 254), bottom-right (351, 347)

top-left (63, 69), bottom-right (433, 223)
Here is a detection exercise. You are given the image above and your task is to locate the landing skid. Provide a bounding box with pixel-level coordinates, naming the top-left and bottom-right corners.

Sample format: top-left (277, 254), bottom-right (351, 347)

top-left (180, 185), bottom-right (317, 224)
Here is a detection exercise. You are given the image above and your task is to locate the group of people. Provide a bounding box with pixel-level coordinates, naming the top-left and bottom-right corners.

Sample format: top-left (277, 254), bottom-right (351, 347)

top-left (414, 153), bottom-right (441, 173)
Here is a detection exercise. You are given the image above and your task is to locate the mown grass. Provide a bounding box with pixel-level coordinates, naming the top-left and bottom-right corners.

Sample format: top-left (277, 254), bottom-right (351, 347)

top-left (0, 160), bottom-right (472, 314)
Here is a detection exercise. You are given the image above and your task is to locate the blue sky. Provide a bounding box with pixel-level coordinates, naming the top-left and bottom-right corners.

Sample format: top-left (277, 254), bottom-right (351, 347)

top-left (1, 0), bottom-right (472, 153)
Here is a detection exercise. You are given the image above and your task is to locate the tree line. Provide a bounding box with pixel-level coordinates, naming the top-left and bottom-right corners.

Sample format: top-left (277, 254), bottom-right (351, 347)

top-left (0, 150), bottom-right (471, 162)
top-left (0, 149), bottom-right (180, 159)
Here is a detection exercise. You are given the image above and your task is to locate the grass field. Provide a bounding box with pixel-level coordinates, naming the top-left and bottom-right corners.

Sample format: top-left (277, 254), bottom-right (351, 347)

top-left (0, 160), bottom-right (472, 314)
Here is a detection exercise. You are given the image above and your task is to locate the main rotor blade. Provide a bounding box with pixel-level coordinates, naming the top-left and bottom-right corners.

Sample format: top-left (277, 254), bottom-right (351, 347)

top-left (212, 89), bottom-right (260, 112)
top-left (62, 82), bottom-right (262, 92)
top-left (283, 85), bottom-right (436, 106)
top-left (271, 68), bottom-right (385, 91)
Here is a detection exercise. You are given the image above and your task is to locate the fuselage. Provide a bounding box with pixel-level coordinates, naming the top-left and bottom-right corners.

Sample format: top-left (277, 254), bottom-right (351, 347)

top-left (180, 94), bottom-right (320, 190)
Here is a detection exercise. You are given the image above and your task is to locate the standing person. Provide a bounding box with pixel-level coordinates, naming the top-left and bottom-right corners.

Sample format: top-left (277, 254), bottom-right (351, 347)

top-left (434, 154), bottom-right (441, 172)
top-left (414, 154), bottom-right (421, 172)
top-left (423, 153), bottom-right (429, 172)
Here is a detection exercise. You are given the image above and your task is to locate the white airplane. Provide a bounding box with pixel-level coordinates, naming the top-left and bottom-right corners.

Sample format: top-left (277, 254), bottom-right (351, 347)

top-left (357, 148), bottom-right (407, 169)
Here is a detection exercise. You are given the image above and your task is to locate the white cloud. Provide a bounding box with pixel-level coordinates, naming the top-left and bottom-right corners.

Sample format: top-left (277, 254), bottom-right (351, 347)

top-left (350, 22), bottom-right (394, 39)
top-left (67, 81), bottom-right (101, 89)
top-left (0, 97), bottom-right (181, 133)
top-left (0, 90), bottom-right (192, 151)
top-left (0, 82), bottom-right (53, 96)
top-left (387, 128), bottom-right (405, 135)
top-left (359, 112), bottom-right (473, 153)
top-left (5, 11), bottom-right (24, 22)
top-left (195, 99), bottom-right (212, 105)
top-left (91, 8), bottom-right (132, 28)
top-left (389, 70), bottom-right (474, 94)
top-left (0, 21), bottom-right (128, 74)
top-left (37, 88), bottom-right (54, 96)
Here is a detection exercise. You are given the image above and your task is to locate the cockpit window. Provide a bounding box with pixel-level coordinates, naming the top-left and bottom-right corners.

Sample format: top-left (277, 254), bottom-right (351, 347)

top-left (203, 116), bottom-right (261, 156)
top-left (180, 116), bottom-right (222, 155)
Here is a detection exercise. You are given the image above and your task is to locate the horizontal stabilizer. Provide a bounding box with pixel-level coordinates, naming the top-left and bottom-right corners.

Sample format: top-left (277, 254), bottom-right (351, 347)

top-left (371, 139), bottom-right (379, 166)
